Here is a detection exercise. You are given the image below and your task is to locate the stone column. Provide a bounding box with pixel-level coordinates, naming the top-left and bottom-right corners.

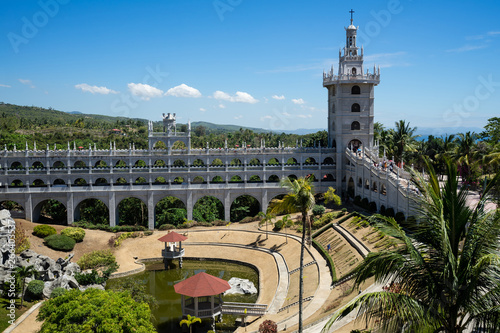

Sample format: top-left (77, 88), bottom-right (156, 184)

top-left (109, 192), bottom-right (116, 227)
top-left (66, 192), bottom-right (74, 225)
top-left (25, 193), bottom-right (33, 222)
top-left (148, 191), bottom-right (154, 230)
top-left (261, 190), bottom-right (268, 214)
top-left (224, 191), bottom-right (231, 222)
top-left (186, 192), bottom-right (193, 221)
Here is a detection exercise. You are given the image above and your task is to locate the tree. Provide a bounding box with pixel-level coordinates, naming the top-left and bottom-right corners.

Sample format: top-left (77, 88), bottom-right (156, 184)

top-left (179, 314), bottom-right (202, 333)
top-left (269, 176), bottom-right (316, 332)
top-left (259, 319), bottom-right (278, 333)
top-left (37, 288), bottom-right (156, 333)
top-left (258, 211), bottom-right (276, 240)
top-left (390, 120), bottom-right (418, 163)
top-left (15, 265), bottom-right (35, 308)
top-left (323, 158), bottom-right (500, 333)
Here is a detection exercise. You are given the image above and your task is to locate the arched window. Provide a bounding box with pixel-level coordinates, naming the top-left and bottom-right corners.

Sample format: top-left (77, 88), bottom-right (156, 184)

top-left (351, 121), bottom-right (360, 130)
top-left (351, 103), bottom-right (360, 112)
top-left (352, 67), bottom-right (357, 75)
top-left (351, 85), bottom-right (360, 94)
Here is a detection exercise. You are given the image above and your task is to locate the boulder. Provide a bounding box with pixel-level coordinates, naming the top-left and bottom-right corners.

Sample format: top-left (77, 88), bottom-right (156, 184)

top-left (65, 263), bottom-right (80, 276)
top-left (20, 249), bottom-right (38, 259)
top-left (225, 277), bottom-right (258, 295)
top-left (43, 274), bottom-right (80, 298)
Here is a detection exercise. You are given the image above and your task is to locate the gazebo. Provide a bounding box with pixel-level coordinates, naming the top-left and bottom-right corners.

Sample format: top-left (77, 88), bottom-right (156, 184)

top-left (158, 231), bottom-right (187, 268)
top-left (174, 272), bottom-right (231, 319)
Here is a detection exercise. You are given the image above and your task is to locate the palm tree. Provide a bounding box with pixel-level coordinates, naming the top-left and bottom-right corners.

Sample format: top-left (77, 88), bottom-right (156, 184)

top-left (258, 211), bottom-right (276, 240)
top-left (179, 314), bottom-right (202, 333)
top-left (268, 176), bottom-right (316, 333)
top-left (323, 159), bottom-right (500, 333)
top-left (390, 120), bottom-right (419, 163)
top-left (15, 265), bottom-right (35, 308)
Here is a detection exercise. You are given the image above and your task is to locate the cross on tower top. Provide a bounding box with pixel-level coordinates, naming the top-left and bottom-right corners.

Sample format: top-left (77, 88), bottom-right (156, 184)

top-left (349, 9), bottom-right (355, 24)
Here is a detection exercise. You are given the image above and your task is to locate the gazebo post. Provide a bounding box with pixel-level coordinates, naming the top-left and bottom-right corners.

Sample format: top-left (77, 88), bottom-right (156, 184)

top-left (179, 241), bottom-right (183, 268)
top-left (211, 295), bottom-right (214, 315)
top-left (195, 297), bottom-right (199, 317)
top-left (181, 295), bottom-right (185, 312)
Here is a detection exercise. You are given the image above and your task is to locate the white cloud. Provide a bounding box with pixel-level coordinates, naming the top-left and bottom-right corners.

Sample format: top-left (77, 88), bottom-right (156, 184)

top-left (234, 115), bottom-right (243, 119)
top-left (75, 83), bottom-right (118, 95)
top-left (297, 114), bottom-right (312, 118)
top-left (18, 79), bottom-right (35, 88)
top-left (218, 103), bottom-right (226, 109)
top-left (260, 115), bottom-right (273, 121)
top-left (446, 44), bottom-right (488, 53)
top-left (213, 90), bottom-right (258, 104)
top-left (127, 83), bottom-right (163, 100)
top-left (292, 98), bottom-right (305, 105)
top-left (282, 111), bottom-right (291, 116)
top-left (272, 95), bottom-right (285, 100)
top-left (165, 83), bottom-right (201, 98)
top-left (199, 108), bottom-right (206, 112)
top-left (0, 84), bottom-right (11, 88)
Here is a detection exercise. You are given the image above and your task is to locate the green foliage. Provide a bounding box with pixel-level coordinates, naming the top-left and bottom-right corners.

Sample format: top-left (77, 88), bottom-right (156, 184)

top-left (61, 227), bottom-right (85, 242)
top-left (155, 196), bottom-right (187, 227)
top-left (33, 225), bottom-right (57, 238)
top-left (312, 205), bottom-right (325, 216)
top-left (118, 198), bottom-right (148, 227)
top-left (158, 224), bottom-right (176, 230)
top-left (312, 240), bottom-right (336, 283)
top-left (50, 287), bottom-right (67, 298)
top-left (15, 265), bottom-right (35, 307)
top-left (230, 195), bottom-right (260, 222)
top-left (77, 250), bottom-right (116, 270)
top-left (37, 288), bottom-right (156, 333)
top-left (44, 234), bottom-right (75, 251)
top-left (114, 232), bottom-right (134, 247)
top-left (180, 314), bottom-right (202, 333)
top-left (108, 278), bottom-right (158, 310)
top-left (26, 280), bottom-right (44, 300)
top-left (77, 199), bottom-right (109, 224)
top-left (75, 270), bottom-right (106, 285)
top-left (177, 221), bottom-right (198, 229)
top-left (15, 224), bottom-right (30, 254)
top-left (312, 212), bottom-right (336, 229)
top-left (39, 199), bottom-right (67, 223)
top-left (193, 196), bottom-right (224, 222)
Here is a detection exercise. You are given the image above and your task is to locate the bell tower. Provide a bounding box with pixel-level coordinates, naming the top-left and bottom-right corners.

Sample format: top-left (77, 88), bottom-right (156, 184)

top-left (323, 10), bottom-right (380, 191)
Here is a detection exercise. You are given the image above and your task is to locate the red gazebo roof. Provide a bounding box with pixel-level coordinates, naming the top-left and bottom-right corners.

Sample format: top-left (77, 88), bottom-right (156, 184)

top-left (174, 272), bottom-right (230, 297)
top-left (157, 231), bottom-right (187, 243)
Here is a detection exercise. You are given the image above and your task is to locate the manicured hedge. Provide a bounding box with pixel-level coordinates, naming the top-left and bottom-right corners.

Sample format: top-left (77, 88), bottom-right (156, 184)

top-left (50, 287), bottom-right (67, 299)
top-left (27, 280), bottom-right (45, 299)
top-left (33, 225), bottom-right (57, 238)
top-left (44, 234), bottom-right (76, 251)
top-left (61, 227), bottom-right (85, 242)
top-left (77, 250), bottom-right (116, 270)
top-left (312, 240), bottom-right (336, 283)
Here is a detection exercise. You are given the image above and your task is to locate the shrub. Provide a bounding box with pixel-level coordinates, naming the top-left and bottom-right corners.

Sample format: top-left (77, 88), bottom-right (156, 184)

top-left (369, 201), bottom-right (377, 213)
top-left (259, 320), bottom-right (277, 333)
top-left (395, 212), bottom-right (406, 223)
top-left (44, 234), bottom-right (76, 251)
top-left (27, 280), bottom-right (45, 300)
top-left (158, 224), bottom-right (176, 231)
top-left (385, 208), bottom-right (395, 218)
top-left (50, 287), bottom-right (67, 298)
top-left (114, 232), bottom-right (133, 247)
top-left (33, 225), bottom-right (57, 238)
top-left (143, 230), bottom-right (153, 236)
top-left (211, 220), bottom-right (227, 226)
top-left (177, 221), bottom-right (197, 229)
top-left (75, 270), bottom-right (107, 286)
top-left (77, 250), bottom-right (116, 270)
top-left (341, 208), bottom-right (347, 213)
top-left (197, 221), bottom-right (212, 227)
top-left (239, 216), bottom-right (257, 223)
top-left (312, 205), bottom-right (325, 216)
top-left (61, 227), bottom-right (85, 242)
top-left (15, 224), bottom-right (30, 254)
top-left (112, 225), bottom-right (146, 233)
top-left (273, 219), bottom-right (283, 230)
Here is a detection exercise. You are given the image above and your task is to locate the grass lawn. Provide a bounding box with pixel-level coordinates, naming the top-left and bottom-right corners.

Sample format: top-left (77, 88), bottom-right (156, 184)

top-left (0, 297), bottom-right (37, 331)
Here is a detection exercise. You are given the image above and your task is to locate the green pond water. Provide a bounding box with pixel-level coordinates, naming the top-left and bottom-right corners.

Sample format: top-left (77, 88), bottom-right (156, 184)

top-left (106, 259), bottom-right (259, 333)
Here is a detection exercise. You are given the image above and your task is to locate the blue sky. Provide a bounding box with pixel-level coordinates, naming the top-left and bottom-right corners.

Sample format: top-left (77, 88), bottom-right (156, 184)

top-left (1, 0), bottom-right (500, 133)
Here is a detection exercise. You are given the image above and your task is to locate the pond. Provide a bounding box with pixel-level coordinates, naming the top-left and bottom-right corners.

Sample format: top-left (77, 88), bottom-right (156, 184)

top-left (106, 259), bottom-right (259, 333)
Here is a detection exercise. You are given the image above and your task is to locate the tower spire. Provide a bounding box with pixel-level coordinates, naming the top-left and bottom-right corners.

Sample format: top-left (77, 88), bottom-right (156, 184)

top-left (349, 9), bottom-right (355, 25)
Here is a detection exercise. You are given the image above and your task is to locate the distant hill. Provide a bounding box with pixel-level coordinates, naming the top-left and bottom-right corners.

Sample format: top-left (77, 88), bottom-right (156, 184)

top-left (191, 121), bottom-right (325, 135)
